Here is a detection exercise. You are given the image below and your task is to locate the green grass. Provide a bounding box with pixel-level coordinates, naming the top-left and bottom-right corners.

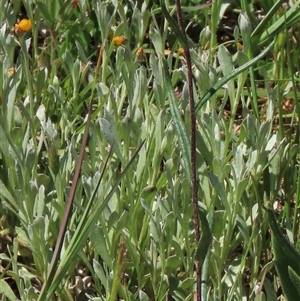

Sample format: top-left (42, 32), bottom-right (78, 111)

top-left (0, 0), bottom-right (299, 300)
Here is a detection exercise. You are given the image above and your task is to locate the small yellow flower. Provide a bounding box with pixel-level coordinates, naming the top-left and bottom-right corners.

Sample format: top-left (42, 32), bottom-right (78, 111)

top-left (237, 42), bottom-right (243, 51)
top-left (14, 19), bottom-right (32, 34)
top-left (136, 47), bottom-right (144, 58)
top-left (178, 47), bottom-right (185, 55)
top-left (113, 36), bottom-right (127, 47)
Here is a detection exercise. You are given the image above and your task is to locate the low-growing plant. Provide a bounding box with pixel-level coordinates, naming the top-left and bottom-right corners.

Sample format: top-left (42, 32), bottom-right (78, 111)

top-left (0, 0), bottom-right (299, 301)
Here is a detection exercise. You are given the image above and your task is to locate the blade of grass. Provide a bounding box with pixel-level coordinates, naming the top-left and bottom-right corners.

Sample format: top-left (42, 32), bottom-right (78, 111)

top-left (37, 102), bottom-right (93, 300)
top-left (253, 0), bottom-right (300, 46)
top-left (44, 139), bottom-right (145, 300)
top-left (266, 207), bottom-right (300, 301)
top-left (39, 38), bottom-right (108, 300)
top-left (250, 0), bottom-right (285, 38)
top-left (195, 38), bottom-right (276, 113)
top-left (160, 0), bottom-right (188, 49)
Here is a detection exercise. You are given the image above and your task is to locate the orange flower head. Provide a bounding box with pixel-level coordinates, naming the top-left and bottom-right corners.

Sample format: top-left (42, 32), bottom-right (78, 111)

top-left (14, 19), bottom-right (32, 34)
top-left (178, 47), bottom-right (185, 55)
top-left (113, 36), bottom-right (127, 47)
top-left (136, 47), bottom-right (144, 58)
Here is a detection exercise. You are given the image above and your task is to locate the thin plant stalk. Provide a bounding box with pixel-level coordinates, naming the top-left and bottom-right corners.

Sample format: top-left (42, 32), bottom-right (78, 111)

top-left (174, 0), bottom-right (201, 299)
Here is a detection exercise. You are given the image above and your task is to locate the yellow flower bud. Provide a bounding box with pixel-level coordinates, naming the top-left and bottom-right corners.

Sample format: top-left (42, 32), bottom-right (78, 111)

top-left (136, 47), bottom-right (144, 57)
top-left (237, 42), bottom-right (243, 51)
top-left (113, 36), bottom-right (127, 47)
top-left (14, 19), bottom-right (32, 34)
top-left (178, 47), bottom-right (185, 55)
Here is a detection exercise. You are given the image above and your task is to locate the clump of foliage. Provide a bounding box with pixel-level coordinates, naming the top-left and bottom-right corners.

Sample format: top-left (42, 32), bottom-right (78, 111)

top-left (0, 0), bottom-right (299, 300)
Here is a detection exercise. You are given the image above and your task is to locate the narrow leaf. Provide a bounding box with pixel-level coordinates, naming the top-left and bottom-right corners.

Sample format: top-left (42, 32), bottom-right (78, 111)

top-left (162, 58), bottom-right (191, 181)
top-left (0, 279), bottom-right (18, 301)
top-left (195, 208), bottom-right (212, 263)
top-left (267, 207), bottom-right (300, 301)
